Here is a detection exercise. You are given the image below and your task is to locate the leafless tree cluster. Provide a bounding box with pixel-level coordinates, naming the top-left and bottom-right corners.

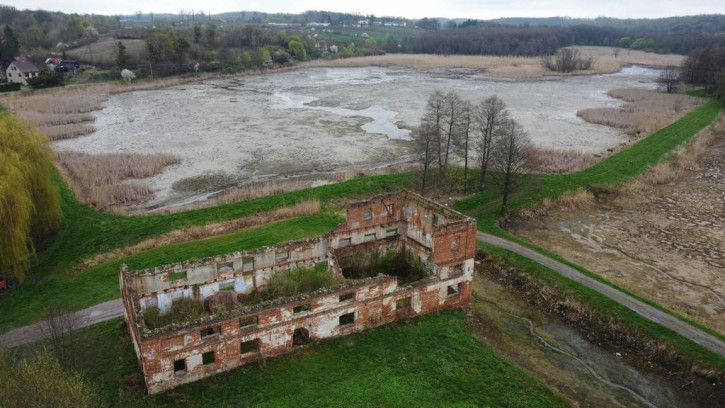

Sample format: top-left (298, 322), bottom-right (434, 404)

top-left (40, 305), bottom-right (81, 368)
top-left (414, 91), bottom-right (534, 213)
top-left (542, 48), bottom-right (594, 73)
top-left (656, 66), bottom-right (681, 93)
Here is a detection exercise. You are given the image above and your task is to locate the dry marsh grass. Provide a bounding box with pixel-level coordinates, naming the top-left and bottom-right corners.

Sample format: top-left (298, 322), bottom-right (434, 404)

top-left (620, 114), bottom-right (724, 197)
top-left (529, 148), bottom-right (599, 174)
top-left (578, 89), bottom-right (702, 138)
top-left (38, 124), bottom-right (97, 140)
top-left (213, 179), bottom-right (312, 206)
top-left (513, 188), bottom-right (596, 220)
top-left (56, 151), bottom-right (180, 210)
top-left (75, 200), bottom-right (321, 271)
top-left (303, 47), bottom-right (683, 77)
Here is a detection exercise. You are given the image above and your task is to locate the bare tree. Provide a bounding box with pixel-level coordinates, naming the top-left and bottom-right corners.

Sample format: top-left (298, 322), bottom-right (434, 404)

top-left (474, 95), bottom-right (509, 190)
top-left (414, 120), bottom-right (437, 195)
top-left (440, 91), bottom-right (463, 173)
top-left (40, 304), bottom-right (80, 368)
top-left (656, 66), bottom-right (680, 93)
top-left (422, 91), bottom-right (446, 173)
top-left (457, 101), bottom-right (474, 194)
top-left (491, 120), bottom-right (533, 216)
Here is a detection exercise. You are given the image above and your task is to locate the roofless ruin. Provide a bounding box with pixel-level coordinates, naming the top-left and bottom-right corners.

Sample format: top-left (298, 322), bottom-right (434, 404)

top-left (120, 191), bottom-right (477, 393)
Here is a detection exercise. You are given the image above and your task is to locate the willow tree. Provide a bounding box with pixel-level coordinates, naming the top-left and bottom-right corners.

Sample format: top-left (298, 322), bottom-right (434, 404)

top-left (0, 114), bottom-right (61, 282)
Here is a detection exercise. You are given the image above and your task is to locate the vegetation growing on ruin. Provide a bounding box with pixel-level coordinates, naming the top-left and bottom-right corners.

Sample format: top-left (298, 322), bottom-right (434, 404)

top-left (144, 263), bottom-right (336, 330)
top-left (13, 311), bottom-right (568, 407)
top-left (339, 247), bottom-right (432, 284)
top-left (261, 263), bottom-right (336, 300)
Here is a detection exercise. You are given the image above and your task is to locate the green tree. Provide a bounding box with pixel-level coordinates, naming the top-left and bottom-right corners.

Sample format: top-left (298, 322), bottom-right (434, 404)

top-left (630, 37), bottom-right (655, 50)
top-left (1, 25), bottom-right (20, 61)
top-left (26, 71), bottom-right (64, 88)
top-left (174, 37), bottom-right (190, 69)
top-left (61, 16), bottom-right (83, 42)
top-left (115, 40), bottom-right (129, 68)
top-left (0, 351), bottom-right (98, 408)
top-left (205, 24), bottom-right (217, 47)
top-left (146, 32), bottom-right (175, 77)
top-left (364, 37), bottom-right (377, 49)
top-left (287, 38), bottom-right (306, 60)
top-left (0, 115), bottom-right (61, 282)
top-left (384, 35), bottom-right (399, 53)
top-left (193, 23), bottom-right (202, 44)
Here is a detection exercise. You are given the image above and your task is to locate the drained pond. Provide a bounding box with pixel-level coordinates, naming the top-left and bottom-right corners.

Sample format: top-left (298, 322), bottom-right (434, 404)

top-left (53, 66), bottom-right (661, 209)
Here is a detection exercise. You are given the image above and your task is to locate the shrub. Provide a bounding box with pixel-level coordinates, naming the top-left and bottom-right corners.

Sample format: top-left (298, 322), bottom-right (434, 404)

top-left (26, 70), bottom-right (64, 89)
top-left (0, 82), bottom-right (21, 92)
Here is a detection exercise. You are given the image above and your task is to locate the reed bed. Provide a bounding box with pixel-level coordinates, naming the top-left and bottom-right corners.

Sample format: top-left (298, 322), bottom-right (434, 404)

top-left (212, 179), bottom-right (313, 206)
top-left (529, 148), bottom-right (599, 174)
top-left (38, 124), bottom-right (97, 140)
top-left (578, 89), bottom-right (702, 138)
top-left (56, 151), bottom-right (180, 209)
top-left (75, 200), bottom-right (321, 271)
top-left (332, 163), bottom-right (416, 182)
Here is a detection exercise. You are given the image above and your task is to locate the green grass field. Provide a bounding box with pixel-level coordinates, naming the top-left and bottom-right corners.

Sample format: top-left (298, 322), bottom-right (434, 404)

top-left (15, 311), bottom-right (569, 407)
top-left (0, 214), bottom-right (342, 333)
top-left (0, 170), bottom-right (411, 333)
top-left (308, 26), bottom-right (420, 43)
top-left (66, 37), bottom-right (147, 66)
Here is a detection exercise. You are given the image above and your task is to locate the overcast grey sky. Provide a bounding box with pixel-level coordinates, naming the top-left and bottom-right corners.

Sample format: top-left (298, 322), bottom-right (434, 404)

top-left (2, 0), bottom-right (723, 19)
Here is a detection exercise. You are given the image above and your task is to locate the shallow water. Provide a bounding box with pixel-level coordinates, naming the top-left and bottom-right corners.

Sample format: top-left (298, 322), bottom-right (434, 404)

top-left (53, 66), bottom-right (660, 208)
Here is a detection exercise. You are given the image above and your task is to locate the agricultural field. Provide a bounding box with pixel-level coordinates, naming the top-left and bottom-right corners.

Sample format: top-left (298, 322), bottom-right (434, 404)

top-left (65, 37), bottom-right (147, 66)
top-left (304, 25), bottom-right (421, 42)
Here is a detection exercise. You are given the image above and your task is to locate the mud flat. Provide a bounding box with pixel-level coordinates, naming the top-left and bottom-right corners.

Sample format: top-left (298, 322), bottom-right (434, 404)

top-left (54, 66), bottom-right (661, 209)
top-left (511, 134), bottom-right (725, 334)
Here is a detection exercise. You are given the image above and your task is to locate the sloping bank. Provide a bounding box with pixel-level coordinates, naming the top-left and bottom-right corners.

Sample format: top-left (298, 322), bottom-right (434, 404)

top-left (456, 99), bottom-right (725, 377)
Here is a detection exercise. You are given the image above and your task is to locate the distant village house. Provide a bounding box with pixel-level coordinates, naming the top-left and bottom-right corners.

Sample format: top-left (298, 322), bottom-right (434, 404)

top-left (5, 59), bottom-right (39, 85)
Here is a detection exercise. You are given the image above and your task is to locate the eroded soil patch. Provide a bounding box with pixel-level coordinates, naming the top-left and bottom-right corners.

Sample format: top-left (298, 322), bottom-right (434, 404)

top-left (511, 134), bottom-right (725, 333)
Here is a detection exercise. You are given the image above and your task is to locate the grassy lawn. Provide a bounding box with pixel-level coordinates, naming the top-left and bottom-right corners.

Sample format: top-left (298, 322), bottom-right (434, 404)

top-left (30, 171), bottom-right (411, 281)
top-left (309, 26), bottom-right (420, 42)
top-left (15, 311), bottom-right (569, 407)
top-left (0, 214), bottom-right (342, 333)
top-left (480, 243), bottom-right (725, 373)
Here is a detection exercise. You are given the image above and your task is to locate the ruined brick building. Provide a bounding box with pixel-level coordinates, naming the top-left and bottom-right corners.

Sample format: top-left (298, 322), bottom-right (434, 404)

top-left (120, 191), bottom-right (478, 393)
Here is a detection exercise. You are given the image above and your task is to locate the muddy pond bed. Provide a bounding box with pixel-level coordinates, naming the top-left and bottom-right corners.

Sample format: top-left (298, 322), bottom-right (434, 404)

top-left (54, 66), bottom-right (661, 210)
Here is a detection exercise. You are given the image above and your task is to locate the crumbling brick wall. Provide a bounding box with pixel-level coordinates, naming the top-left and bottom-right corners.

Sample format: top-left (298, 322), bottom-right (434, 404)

top-left (121, 191), bottom-right (477, 394)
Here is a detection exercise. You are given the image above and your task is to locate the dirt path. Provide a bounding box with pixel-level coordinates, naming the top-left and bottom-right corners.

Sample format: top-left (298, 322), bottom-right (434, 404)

top-left (477, 232), bottom-right (725, 357)
top-left (0, 299), bottom-right (123, 348)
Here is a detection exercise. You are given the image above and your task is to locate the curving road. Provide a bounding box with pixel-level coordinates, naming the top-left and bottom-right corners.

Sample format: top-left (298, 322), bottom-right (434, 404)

top-left (2, 233), bottom-right (724, 358)
top-left (477, 231), bottom-right (725, 357)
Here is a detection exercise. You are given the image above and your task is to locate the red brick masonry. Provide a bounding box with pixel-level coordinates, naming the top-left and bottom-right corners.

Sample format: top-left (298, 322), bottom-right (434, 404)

top-left (120, 191), bottom-right (477, 393)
